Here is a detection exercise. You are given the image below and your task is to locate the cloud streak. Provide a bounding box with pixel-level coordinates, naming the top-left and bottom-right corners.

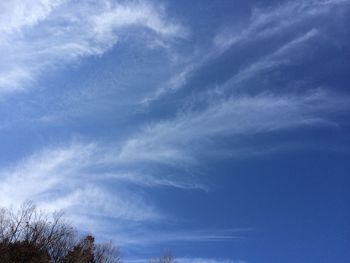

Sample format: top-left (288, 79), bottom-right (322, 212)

top-left (1, 88), bottom-right (347, 228)
top-left (1, 88), bottom-right (346, 242)
top-left (120, 90), bottom-right (349, 165)
top-left (0, 138), bottom-right (245, 248)
top-left (146, 0), bottom-right (349, 102)
top-left (214, 0), bottom-right (350, 49)
top-left (0, 142), bottom-right (160, 223)
top-left (0, 0), bottom-right (186, 94)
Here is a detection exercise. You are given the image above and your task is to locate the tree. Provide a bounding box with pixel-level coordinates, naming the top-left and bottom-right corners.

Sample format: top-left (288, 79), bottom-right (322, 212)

top-left (64, 235), bottom-right (95, 263)
top-left (0, 202), bottom-right (120, 263)
top-left (150, 252), bottom-right (175, 263)
top-left (0, 240), bottom-right (50, 263)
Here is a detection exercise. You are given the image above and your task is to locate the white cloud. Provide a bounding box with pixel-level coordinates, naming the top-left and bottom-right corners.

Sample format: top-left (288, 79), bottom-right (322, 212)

top-left (1, 0), bottom-right (349, 254)
top-left (0, 0), bottom-right (65, 35)
top-left (0, 68), bottom-right (34, 93)
top-left (214, 0), bottom-right (349, 49)
top-left (2, 89), bottom-right (345, 240)
top-left (0, 90), bottom-right (347, 249)
top-left (145, 0), bottom-right (345, 102)
top-left (101, 227), bottom-right (248, 247)
top-left (218, 29), bottom-right (319, 92)
top-left (0, 0), bottom-right (186, 93)
top-left (0, 137), bottom-right (245, 246)
top-left (118, 90), bottom-right (348, 165)
top-left (91, 1), bottom-right (186, 42)
top-left (0, 142), bottom-right (160, 225)
top-left (0, 131), bottom-right (211, 229)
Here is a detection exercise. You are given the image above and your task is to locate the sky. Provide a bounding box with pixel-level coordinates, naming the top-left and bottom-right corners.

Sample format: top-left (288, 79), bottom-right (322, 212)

top-left (0, 0), bottom-right (350, 262)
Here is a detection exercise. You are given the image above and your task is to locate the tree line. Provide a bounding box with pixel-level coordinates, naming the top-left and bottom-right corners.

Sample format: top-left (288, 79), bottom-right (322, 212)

top-left (0, 202), bottom-right (174, 263)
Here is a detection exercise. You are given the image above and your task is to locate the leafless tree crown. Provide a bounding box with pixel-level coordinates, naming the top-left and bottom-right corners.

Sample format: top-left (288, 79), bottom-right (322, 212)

top-left (0, 202), bottom-right (120, 263)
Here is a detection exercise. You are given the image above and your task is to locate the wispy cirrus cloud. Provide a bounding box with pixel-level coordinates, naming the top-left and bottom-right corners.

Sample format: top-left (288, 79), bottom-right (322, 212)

top-left (1, 0), bottom-right (350, 261)
top-left (0, 0), bottom-right (64, 34)
top-left (120, 90), bottom-right (349, 165)
top-left (214, 0), bottom-right (349, 49)
top-left (0, 139), bottom-right (243, 247)
top-left (0, 142), bottom-right (160, 223)
top-left (0, 133), bottom-right (207, 225)
top-left (107, 228), bottom-right (248, 247)
top-left (1, 89), bottom-right (347, 244)
top-left (146, 0), bottom-right (350, 102)
top-left (218, 28), bottom-right (319, 93)
top-left (0, 0), bottom-right (186, 94)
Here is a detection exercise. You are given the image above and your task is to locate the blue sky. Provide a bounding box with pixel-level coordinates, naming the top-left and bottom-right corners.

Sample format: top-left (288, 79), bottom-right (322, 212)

top-left (0, 0), bottom-right (350, 262)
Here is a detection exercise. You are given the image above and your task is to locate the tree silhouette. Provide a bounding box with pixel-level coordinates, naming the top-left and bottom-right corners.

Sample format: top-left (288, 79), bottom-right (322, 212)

top-left (0, 202), bottom-right (120, 263)
top-left (150, 252), bottom-right (175, 263)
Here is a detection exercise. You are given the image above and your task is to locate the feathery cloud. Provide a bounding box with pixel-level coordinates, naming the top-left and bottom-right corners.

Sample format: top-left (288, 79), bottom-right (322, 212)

top-left (214, 0), bottom-right (349, 49)
top-left (120, 90), bottom-right (349, 165)
top-left (0, 0), bottom-right (186, 94)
